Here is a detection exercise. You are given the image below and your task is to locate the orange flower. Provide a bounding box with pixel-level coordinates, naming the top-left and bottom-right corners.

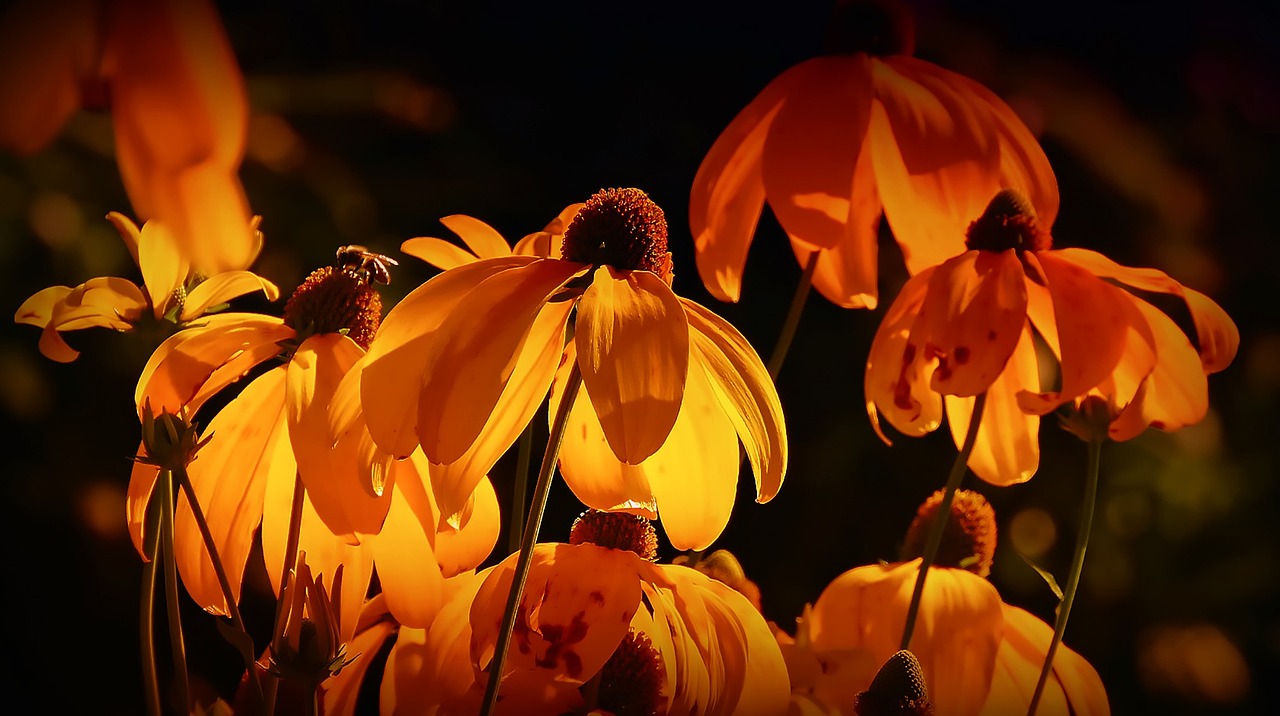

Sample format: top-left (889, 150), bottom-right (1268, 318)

top-left (689, 0), bottom-right (1057, 310)
top-left (127, 250), bottom-right (500, 633)
top-left (0, 0), bottom-right (257, 273)
top-left (865, 189), bottom-right (1239, 485)
top-left (14, 213), bottom-right (277, 362)
top-left (790, 490), bottom-right (1109, 716)
top-left (360, 188), bottom-right (787, 550)
top-left (346, 512), bottom-right (790, 716)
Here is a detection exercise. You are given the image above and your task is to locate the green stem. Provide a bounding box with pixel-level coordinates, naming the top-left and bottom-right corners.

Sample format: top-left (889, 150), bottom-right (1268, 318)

top-left (159, 468), bottom-right (191, 713)
top-left (480, 365), bottom-right (584, 716)
top-left (265, 472), bottom-right (307, 715)
top-left (899, 392), bottom-right (988, 651)
top-left (175, 466), bottom-right (264, 708)
top-left (766, 249), bottom-right (819, 381)
top-left (139, 480), bottom-right (164, 716)
top-left (1027, 437), bottom-right (1102, 715)
top-left (508, 423), bottom-right (535, 555)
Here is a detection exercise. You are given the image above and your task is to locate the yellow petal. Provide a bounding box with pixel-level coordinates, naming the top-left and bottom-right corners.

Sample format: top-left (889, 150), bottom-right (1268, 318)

top-left (439, 214), bottom-right (514, 259)
top-left (420, 258), bottom-right (580, 465)
top-left (135, 219), bottom-right (188, 317)
top-left (864, 267), bottom-right (944, 441)
top-left (37, 324), bottom-right (80, 363)
top-left (180, 270), bottom-right (280, 321)
top-left (400, 236), bottom-right (483, 271)
top-left (370, 462), bottom-right (446, 629)
top-left (1109, 297), bottom-right (1209, 441)
top-left (761, 55), bottom-right (874, 252)
top-left (360, 255), bottom-right (538, 459)
top-left (576, 267), bottom-right (689, 464)
top-left (983, 605), bottom-right (1111, 716)
top-left (512, 203), bottom-right (583, 258)
top-left (322, 603), bottom-right (396, 716)
top-left (50, 276), bottom-right (147, 330)
top-left (126, 442), bottom-right (159, 560)
top-left (397, 571), bottom-right (487, 712)
top-left (15, 286), bottom-right (74, 327)
top-left (174, 367), bottom-right (290, 616)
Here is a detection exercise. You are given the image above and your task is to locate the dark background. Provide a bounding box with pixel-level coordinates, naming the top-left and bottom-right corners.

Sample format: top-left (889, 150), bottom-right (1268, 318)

top-left (1, 0), bottom-right (1276, 713)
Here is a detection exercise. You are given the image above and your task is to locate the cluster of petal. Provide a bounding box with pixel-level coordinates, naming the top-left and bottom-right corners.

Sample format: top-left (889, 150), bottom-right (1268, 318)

top-left (689, 2), bottom-right (1057, 310)
top-left (781, 560), bottom-right (1108, 716)
top-left (866, 220), bottom-right (1239, 485)
top-left (358, 200), bottom-right (787, 550)
top-left (14, 213), bottom-right (277, 362)
top-left (0, 0), bottom-right (259, 273)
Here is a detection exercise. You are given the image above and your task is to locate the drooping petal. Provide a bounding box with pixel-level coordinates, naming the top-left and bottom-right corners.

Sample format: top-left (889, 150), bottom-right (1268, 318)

top-left (682, 299), bottom-right (786, 503)
top-left (361, 255), bottom-right (534, 458)
top-left (280, 499), bottom-right (375, 644)
top-left (1052, 247), bottom-right (1238, 374)
top-left (370, 457), bottom-right (446, 629)
top-left (438, 214), bottom-right (514, 260)
top-left (393, 571), bottom-right (487, 714)
top-left (946, 325), bottom-right (1041, 486)
top-left (1018, 252), bottom-right (1155, 415)
top-left (427, 295), bottom-right (574, 524)
top-left (983, 605), bottom-right (1111, 716)
top-left (322, 596), bottom-right (397, 716)
top-left (135, 312), bottom-right (292, 418)
top-left (575, 267), bottom-right (689, 464)
top-left (126, 443), bottom-right (159, 559)
top-left (400, 236), bottom-right (483, 271)
top-left (690, 61), bottom-right (792, 303)
top-left (761, 55), bottom-right (874, 252)
top-left (180, 270), bottom-right (280, 321)
top-left (864, 267), bottom-right (943, 440)
top-left (174, 367), bottom-right (290, 615)
top-left (133, 219), bottom-right (188, 317)
top-left (434, 475), bottom-right (501, 576)
top-left (914, 250), bottom-right (1027, 397)
top-left (513, 203), bottom-right (583, 258)
top-left (1109, 298), bottom-right (1209, 441)
top-left (418, 258), bottom-right (581, 465)
top-left (50, 276), bottom-right (148, 330)
top-left (286, 334), bottom-right (388, 541)
top-left (14, 285), bottom-right (73, 327)
top-left (36, 324), bottom-right (80, 363)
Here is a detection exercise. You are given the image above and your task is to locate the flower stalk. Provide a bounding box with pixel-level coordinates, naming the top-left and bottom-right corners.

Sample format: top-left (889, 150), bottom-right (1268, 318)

top-left (480, 364), bottom-right (584, 716)
top-left (158, 467), bottom-right (192, 713)
top-left (508, 423), bottom-right (535, 555)
top-left (263, 471), bottom-right (308, 713)
top-left (139, 482), bottom-right (164, 716)
top-left (766, 249), bottom-right (820, 380)
top-left (899, 392), bottom-right (988, 650)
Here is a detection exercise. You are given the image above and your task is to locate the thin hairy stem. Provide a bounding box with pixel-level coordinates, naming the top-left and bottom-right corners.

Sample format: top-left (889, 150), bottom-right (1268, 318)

top-left (508, 423), bottom-right (535, 555)
top-left (159, 468), bottom-right (191, 713)
top-left (139, 482), bottom-right (164, 716)
top-left (766, 249), bottom-right (820, 380)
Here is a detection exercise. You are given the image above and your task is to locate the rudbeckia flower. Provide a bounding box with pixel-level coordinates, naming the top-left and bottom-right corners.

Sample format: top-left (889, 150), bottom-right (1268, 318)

top-left (865, 189), bottom-right (1239, 485)
top-left (791, 489), bottom-right (1109, 716)
top-left (689, 0), bottom-right (1057, 309)
top-left (0, 0), bottom-right (257, 273)
top-left (358, 511), bottom-right (789, 715)
top-left (14, 212), bottom-right (277, 362)
top-left (128, 250), bottom-right (500, 633)
top-left (360, 187), bottom-right (787, 550)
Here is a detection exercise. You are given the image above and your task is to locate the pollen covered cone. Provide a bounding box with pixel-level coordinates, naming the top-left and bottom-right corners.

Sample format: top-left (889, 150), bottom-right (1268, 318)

top-left (0, 0), bottom-right (258, 273)
top-left (359, 188), bottom-right (786, 549)
top-left (128, 258), bottom-right (500, 631)
top-left (689, 0), bottom-right (1058, 310)
top-left (389, 512), bottom-right (790, 715)
top-left (864, 189), bottom-right (1239, 485)
top-left (854, 650), bottom-right (935, 716)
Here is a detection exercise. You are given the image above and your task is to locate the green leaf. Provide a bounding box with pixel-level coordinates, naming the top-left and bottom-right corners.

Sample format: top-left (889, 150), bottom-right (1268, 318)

top-left (1017, 549), bottom-right (1064, 601)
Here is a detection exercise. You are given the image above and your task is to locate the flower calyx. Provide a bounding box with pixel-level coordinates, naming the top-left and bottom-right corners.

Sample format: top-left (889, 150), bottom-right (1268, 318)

top-left (1059, 394), bottom-right (1117, 444)
top-left (268, 551), bottom-right (355, 685)
top-left (138, 400), bottom-right (210, 471)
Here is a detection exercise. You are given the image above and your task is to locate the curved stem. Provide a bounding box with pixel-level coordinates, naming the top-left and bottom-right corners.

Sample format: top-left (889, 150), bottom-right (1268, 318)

top-left (265, 471), bottom-right (307, 714)
top-left (508, 423), bottom-right (535, 555)
top-left (159, 468), bottom-right (191, 713)
top-left (175, 465), bottom-right (264, 706)
top-left (139, 481), bottom-right (164, 716)
top-left (899, 392), bottom-right (988, 651)
top-left (480, 365), bottom-right (583, 716)
top-left (1027, 437), bottom-right (1102, 715)
top-left (766, 249), bottom-right (819, 380)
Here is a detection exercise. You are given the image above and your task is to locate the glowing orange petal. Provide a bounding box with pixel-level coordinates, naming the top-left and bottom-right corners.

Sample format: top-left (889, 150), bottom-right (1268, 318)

top-left (174, 367), bottom-right (290, 615)
top-left (434, 475), bottom-right (501, 576)
top-left (761, 55), bottom-right (873, 252)
top-left (361, 255), bottom-right (534, 458)
top-left (682, 299), bottom-right (786, 503)
top-left (37, 324), bottom-right (80, 363)
top-left (946, 325), bottom-right (1041, 486)
top-left (398, 571), bottom-right (487, 712)
top-left (1109, 298), bottom-right (1209, 441)
top-left (323, 597), bottom-right (397, 716)
top-left (470, 544), bottom-right (643, 683)
top-left (14, 285), bottom-right (73, 327)
top-left (1053, 247), bottom-right (1238, 374)
top-left (984, 604), bottom-right (1111, 716)
top-left (180, 270), bottom-right (279, 321)
top-left (418, 258), bottom-right (579, 465)
top-left (50, 277), bottom-right (147, 330)
top-left (0, 0), bottom-right (96, 154)
top-left (702, 576), bottom-right (791, 716)
top-left (864, 267), bottom-right (943, 440)
top-left (915, 250), bottom-right (1027, 397)
top-left (438, 214), bottom-right (513, 260)
top-left (870, 57), bottom-right (1001, 275)
top-left (135, 313), bottom-right (292, 418)
top-left (575, 267), bottom-right (689, 464)
top-left (287, 334), bottom-right (388, 541)
top-left (400, 236), bottom-right (482, 270)
top-left (126, 442), bottom-right (159, 559)
top-left (1017, 252), bottom-right (1154, 415)
top-left (690, 61), bottom-right (791, 303)
top-left (370, 460), bottom-right (446, 629)
top-left (426, 296), bottom-right (574, 523)
top-left (642, 580), bottom-right (713, 714)
top-left (291, 501), bottom-right (375, 643)
top-left (513, 203), bottom-right (583, 258)
top-left (134, 219), bottom-right (187, 317)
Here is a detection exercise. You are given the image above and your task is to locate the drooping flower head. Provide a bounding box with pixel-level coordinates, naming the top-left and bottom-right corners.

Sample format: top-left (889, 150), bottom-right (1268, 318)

top-left (865, 188), bottom-right (1239, 485)
top-left (360, 188), bottom-right (786, 550)
top-left (690, 0), bottom-right (1058, 309)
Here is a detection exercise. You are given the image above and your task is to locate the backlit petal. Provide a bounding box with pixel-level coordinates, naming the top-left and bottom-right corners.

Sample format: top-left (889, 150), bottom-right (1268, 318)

top-left (398, 571), bottom-right (487, 712)
top-left (37, 324), bottom-right (80, 363)
top-left (134, 219), bottom-right (187, 317)
top-left (361, 255), bottom-right (534, 458)
top-left (419, 258), bottom-right (580, 465)
top-left (513, 203), bottom-right (583, 258)
top-left (702, 576), bottom-right (791, 716)
top-left (370, 460), bottom-right (446, 629)
top-left (947, 326), bottom-right (1041, 486)
top-left (761, 55), bottom-right (873, 252)
top-left (14, 285), bottom-right (73, 327)
top-left (690, 62), bottom-right (791, 303)
top-left (864, 267), bottom-right (943, 440)
top-left (400, 236), bottom-right (482, 271)
top-left (1109, 298), bottom-right (1209, 441)
top-left (434, 475), bottom-right (500, 576)
top-left (983, 605), bottom-right (1110, 716)
top-left (575, 267), bottom-right (689, 464)
top-left (50, 276), bottom-right (147, 330)
top-left (683, 298), bottom-right (786, 503)
top-left (126, 443), bottom-right (159, 559)
top-left (323, 599), bottom-right (396, 716)
top-left (439, 214), bottom-right (514, 260)
top-left (180, 270), bottom-right (280, 321)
